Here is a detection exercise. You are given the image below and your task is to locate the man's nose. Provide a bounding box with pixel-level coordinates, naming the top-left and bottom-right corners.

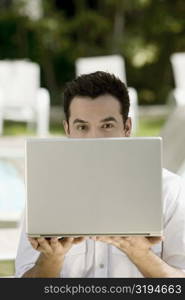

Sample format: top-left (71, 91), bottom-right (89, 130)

top-left (87, 129), bottom-right (103, 138)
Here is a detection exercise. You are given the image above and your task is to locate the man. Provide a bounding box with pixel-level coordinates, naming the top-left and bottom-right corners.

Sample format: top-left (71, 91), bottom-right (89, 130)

top-left (15, 71), bottom-right (185, 277)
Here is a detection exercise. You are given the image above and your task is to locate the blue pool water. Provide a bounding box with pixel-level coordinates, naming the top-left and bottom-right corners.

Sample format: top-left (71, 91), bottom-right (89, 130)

top-left (0, 160), bottom-right (25, 213)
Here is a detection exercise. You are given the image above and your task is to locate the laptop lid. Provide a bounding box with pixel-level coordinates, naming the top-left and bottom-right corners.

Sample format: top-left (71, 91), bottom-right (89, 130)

top-left (25, 137), bottom-right (163, 237)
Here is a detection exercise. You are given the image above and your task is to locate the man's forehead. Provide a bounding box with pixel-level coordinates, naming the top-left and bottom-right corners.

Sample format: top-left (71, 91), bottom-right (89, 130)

top-left (68, 95), bottom-right (123, 124)
top-left (69, 95), bottom-right (122, 116)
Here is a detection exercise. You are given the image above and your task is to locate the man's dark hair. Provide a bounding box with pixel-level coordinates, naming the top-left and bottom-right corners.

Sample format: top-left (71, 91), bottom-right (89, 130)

top-left (63, 71), bottom-right (130, 123)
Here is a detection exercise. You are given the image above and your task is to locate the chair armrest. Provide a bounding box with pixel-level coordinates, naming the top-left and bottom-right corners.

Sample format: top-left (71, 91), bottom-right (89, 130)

top-left (169, 88), bottom-right (185, 106)
top-left (127, 87), bottom-right (139, 134)
top-left (35, 88), bottom-right (50, 136)
top-left (0, 86), bottom-right (5, 108)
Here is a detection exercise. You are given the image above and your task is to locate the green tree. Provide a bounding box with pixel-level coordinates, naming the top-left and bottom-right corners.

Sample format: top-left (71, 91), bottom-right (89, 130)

top-left (0, 0), bottom-right (185, 105)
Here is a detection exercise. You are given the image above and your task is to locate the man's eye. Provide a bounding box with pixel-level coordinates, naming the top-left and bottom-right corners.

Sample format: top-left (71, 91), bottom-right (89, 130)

top-left (102, 123), bottom-right (114, 129)
top-left (76, 125), bottom-right (87, 131)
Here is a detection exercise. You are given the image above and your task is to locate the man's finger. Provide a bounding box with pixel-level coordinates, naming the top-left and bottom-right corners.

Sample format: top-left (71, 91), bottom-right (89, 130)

top-left (50, 237), bottom-right (60, 251)
top-left (28, 237), bottom-right (38, 249)
top-left (61, 237), bottom-right (74, 248)
top-left (73, 237), bottom-right (87, 244)
top-left (37, 238), bottom-right (52, 253)
top-left (147, 236), bottom-right (164, 245)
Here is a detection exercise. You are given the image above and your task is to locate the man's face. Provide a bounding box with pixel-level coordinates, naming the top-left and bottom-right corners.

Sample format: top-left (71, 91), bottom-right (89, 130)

top-left (63, 94), bottom-right (132, 138)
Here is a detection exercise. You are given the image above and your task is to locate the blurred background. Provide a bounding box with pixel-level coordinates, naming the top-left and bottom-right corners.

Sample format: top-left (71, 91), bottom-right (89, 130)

top-left (0, 0), bottom-right (185, 277)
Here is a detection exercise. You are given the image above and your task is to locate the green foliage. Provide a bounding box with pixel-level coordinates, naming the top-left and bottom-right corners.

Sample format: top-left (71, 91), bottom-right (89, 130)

top-left (0, 0), bottom-right (185, 105)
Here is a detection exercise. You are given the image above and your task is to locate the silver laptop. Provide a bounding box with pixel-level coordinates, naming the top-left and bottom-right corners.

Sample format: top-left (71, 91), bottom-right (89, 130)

top-left (25, 137), bottom-right (163, 237)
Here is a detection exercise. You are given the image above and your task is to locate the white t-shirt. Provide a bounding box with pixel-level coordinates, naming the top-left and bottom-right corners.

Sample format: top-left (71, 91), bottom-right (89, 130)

top-left (15, 168), bottom-right (185, 277)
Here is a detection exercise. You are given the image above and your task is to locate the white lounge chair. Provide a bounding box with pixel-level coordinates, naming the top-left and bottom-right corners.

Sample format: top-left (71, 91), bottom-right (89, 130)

top-left (0, 60), bottom-right (50, 136)
top-left (168, 52), bottom-right (185, 107)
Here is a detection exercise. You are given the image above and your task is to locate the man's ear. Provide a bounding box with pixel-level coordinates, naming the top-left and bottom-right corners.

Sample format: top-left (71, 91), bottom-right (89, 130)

top-left (63, 120), bottom-right (70, 137)
top-left (124, 117), bottom-right (132, 137)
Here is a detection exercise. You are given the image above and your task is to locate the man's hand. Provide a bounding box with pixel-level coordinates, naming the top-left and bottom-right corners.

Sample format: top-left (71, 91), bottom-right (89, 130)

top-left (28, 236), bottom-right (87, 260)
top-left (91, 235), bottom-right (163, 261)
top-left (23, 236), bottom-right (87, 277)
top-left (91, 235), bottom-right (185, 278)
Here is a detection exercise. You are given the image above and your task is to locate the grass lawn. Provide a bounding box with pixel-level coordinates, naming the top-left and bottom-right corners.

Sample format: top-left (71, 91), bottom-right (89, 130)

top-left (3, 121), bottom-right (65, 136)
top-left (0, 260), bottom-right (15, 277)
top-left (3, 117), bottom-right (166, 137)
top-left (134, 117), bottom-right (166, 137)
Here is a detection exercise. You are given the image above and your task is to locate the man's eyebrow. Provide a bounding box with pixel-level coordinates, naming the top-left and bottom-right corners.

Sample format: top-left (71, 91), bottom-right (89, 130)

top-left (73, 118), bottom-right (88, 124)
top-left (100, 117), bottom-right (118, 123)
top-left (73, 117), bottom-right (118, 124)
